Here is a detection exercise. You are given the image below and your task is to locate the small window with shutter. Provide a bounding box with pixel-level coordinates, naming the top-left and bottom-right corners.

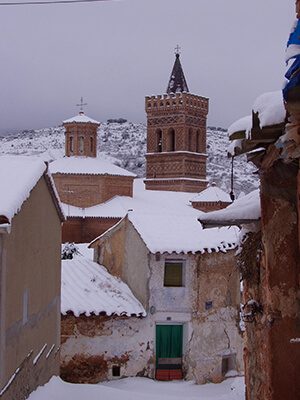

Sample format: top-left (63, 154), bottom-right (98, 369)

top-left (164, 261), bottom-right (184, 287)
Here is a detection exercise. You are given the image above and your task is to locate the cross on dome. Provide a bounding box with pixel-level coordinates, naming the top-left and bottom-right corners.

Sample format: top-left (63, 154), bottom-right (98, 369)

top-left (76, 97), bottom-right (88, 113)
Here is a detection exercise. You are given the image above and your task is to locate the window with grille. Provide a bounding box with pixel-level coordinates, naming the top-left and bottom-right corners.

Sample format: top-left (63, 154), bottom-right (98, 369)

top-left (164, 261), bottom-right (184, 287)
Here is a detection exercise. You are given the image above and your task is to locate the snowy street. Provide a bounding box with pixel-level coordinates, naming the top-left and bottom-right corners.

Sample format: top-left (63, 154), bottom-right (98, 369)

top-left (29, 377), bottom-right (245, 400)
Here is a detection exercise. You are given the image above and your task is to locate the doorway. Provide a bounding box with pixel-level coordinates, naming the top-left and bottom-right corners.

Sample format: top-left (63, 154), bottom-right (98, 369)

top-left (155, 324), bottom-right (183, 381)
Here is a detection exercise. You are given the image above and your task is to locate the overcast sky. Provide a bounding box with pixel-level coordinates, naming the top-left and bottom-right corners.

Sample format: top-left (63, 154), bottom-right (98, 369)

top-left (0, 0), bottom-right (295, 133)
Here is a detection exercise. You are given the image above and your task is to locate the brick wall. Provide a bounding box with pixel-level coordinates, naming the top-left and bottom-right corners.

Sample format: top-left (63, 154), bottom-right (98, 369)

top-left (62, 217), bottom-right (121, 244)
top-left (53, 173), bottom-right (134, 208)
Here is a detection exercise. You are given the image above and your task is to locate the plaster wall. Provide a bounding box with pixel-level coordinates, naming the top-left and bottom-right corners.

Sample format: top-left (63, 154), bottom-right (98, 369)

top-left (0, 176), bottom-right (61, 398)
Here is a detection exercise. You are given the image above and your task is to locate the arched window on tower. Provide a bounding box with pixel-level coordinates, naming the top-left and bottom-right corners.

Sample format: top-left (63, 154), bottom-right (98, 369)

top-left (167, 128), bottom-right (175, 151)
top-left (156, 129), bottom-right (163, 152)
top-left (196, 130), bottom-right (199, 153)
top-left (197, 129), bottom-right (205, 153)
top-left (79, 136), bottom-right (84, 154)
top-left (90, 136), bottom-right (94, 154)
top-left (69, 136), bottom-right (74, 154)
top-left (188, 128), bottom-right (193, 152)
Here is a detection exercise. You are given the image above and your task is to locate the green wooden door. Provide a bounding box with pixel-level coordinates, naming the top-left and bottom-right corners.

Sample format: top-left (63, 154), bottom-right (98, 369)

top-left (156, 325), bottom-right (183, 371)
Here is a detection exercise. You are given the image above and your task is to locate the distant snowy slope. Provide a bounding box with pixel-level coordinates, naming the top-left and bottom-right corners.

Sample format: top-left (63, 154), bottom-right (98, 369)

top-left (0, 122), bottom-right (258, 194)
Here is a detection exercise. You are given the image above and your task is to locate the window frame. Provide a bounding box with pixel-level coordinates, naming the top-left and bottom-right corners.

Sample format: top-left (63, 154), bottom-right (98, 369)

top-left (163, 260), bottom-right (185, 288)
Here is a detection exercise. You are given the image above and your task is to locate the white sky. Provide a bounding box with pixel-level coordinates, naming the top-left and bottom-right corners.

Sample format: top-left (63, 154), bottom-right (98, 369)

top-left (0, 0), bottom-right (295, 133)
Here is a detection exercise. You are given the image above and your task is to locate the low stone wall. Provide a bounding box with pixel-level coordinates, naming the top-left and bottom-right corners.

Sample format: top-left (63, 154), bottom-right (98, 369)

top-left (61, 314), bottom-right (154, 383)
top-left (0, 345), bottom-right (59, 400)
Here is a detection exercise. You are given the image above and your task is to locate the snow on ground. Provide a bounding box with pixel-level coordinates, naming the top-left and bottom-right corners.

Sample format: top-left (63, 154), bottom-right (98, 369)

top-left (29, 376), bottom-right (245, 400)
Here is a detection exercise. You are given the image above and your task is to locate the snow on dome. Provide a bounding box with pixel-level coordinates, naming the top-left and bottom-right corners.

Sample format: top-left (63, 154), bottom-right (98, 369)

top-left (63, 112), bottom-right (100, 125)
top-left (199, 189), bottom-right (260, 226)
top-left (228, 116), bottom-right (252, 139)
top-left (252, 91), bottom-right (286, 129)
top-left (61, 255), bottom-right (146, 317)
top-left (191, 185), bottom-right (231, 203)
top-left (128, 212), bottom-right (239, 255)
top-left (49, 157), bottom-right (136, 177)
top-left (0, 155), bottom-right (46, 223)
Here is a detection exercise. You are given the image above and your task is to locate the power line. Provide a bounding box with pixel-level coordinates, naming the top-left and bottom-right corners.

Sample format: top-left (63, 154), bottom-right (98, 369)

top-left (0, 0), bottom-right (111, 6)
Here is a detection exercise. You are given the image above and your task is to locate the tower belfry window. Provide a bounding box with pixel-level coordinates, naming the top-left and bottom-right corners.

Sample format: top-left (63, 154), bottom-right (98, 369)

top-left (90, 136), bottom-right (94, 153)
top-left (79, 136), bottom-right (84, 154)
top-left (157, 129), bottom-right (163, 152)
top-left (168, 128), bottom-right (175, 152)
top-left (188, 128), bottom-right (193, 152)
top-left (69, 136), bottom-right (74, 153)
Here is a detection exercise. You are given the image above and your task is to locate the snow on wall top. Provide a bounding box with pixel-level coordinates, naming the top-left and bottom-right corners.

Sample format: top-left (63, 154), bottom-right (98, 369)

top-left (49, 157), bottom-right (136, 177)
top-left (0, 155), bottom-right (46, 223)
top-left (61, 255), bottom-right (146, 317)
top-left (128, 212), bottom-right (239, 255)
top-left (200, 189), bottom-right (260, 224)
top-left (191, 185), bottom-right (231, 203)
top-left (228, 91), bottom-right (286, 139)
top-left (63, 112), bottom-right (100, 125)
top-left (252, 91), bottom-right (286, 128)
top-left (228, 116), bottom-right (252, 138)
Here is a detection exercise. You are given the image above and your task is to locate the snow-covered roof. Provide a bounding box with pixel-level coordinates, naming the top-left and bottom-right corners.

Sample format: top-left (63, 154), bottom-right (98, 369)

top-left (128, 212), bottom-right (239, 254)
top-left (228, 116), bottom-right (252, 138)
top-left (191, 185), bottom-right (231, 203)
top-left (62, 179), bottom-right (194, 219)
top-left (0, 156), bottom-right (46, 223)
top-left (49, 157), bottom-right (136, 177)
top-left (61, 255), bottom-right (146, 317)
top-left (253, 91), bottom-right (286, 129)
top-left (199, 190), bottom-right (260, 227)
top-left (63, 112), bottom-right (100, 125)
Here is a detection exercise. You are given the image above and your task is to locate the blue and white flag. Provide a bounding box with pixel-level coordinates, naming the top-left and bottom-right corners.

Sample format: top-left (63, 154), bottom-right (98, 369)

top-left (286, 19), bottom-right (300, 63)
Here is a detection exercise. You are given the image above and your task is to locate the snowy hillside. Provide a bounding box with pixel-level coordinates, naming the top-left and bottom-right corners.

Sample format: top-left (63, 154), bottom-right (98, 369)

top-left (0, 122), bottom-right (258, 194)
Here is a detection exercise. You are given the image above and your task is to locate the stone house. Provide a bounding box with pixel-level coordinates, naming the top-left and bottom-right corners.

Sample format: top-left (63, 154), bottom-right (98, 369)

top-left (60, 253), bottom-right (146, 383)
top-left (0, 156), bottom-right (64, 400)
top-left (200, 37), bottom-right (300, 397)
top-left (85, 212), bottom-right (244, 384)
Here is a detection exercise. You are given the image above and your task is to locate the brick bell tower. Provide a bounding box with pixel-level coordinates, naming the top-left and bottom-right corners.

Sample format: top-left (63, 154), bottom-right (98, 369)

top-left (63, 100), bottom-right (100, 158)
top-left (144, 49), bottom-right (209, 192)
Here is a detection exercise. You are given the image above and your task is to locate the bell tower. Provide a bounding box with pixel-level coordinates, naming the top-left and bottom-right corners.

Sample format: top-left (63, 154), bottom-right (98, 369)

top-left (144, 49), bottom-right (209, 192)
top-left (63, 99), bottom-right (100, 158)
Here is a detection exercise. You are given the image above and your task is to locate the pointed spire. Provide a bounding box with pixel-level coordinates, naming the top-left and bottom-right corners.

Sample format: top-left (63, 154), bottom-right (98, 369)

top-left (166, 47), bottom-right (189, 94)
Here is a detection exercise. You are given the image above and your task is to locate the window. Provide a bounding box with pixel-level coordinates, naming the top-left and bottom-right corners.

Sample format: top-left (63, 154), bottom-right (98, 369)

top-left (188, 128), bottom-right (193, 151)
top-left (112, 365), bottom-right (120, 377)
top-left (164, 261), bottom-right (183, 287)
top-left (79, 136), bottom-right (84, 154)
top-left (222, 354), bottom-right (236, 376)
top-left (205, 301), bottom-right (213, 310)
top-left (156, 129), bottom-right (162, 152)
top-left (69, 136), bottom-right (74, 153)
top-left (167, 128), bottom-right (175, 151)
top-left (90, 136), bottom-right (94, 153)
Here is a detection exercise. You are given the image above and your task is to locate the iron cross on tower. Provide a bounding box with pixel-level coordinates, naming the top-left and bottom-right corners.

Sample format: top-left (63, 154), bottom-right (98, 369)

top-left (76, 97), bottom-right (88, 112)
top-left (175, 45), bottom-right (181, 55)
